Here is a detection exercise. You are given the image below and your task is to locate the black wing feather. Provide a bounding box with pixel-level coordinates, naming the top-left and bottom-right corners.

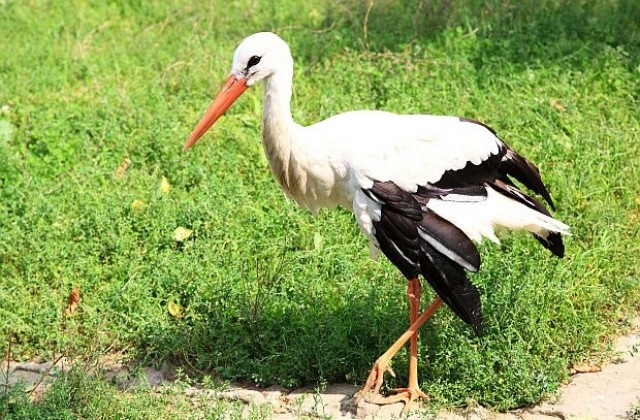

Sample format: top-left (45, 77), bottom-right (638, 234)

top-left (419, 241), bottom-right (483, 335)
top-left (453, 117), bottom-right (556, 210)
top-left (434, 147), bottom-right (506, 189)
top-left (501, 148), bottom-right (555, 210)
top-left (374, 219), bottom-right (420, 279)
top-left (489, 178), bottom-right (549, 215)
top-left (367, 181), bottom-right (484, 335)
top-left (532, 232), bottom-right (565, 258)
top-left (418, 211), bottom-right (481, 272)
top-left (365, 182), bottom-right (422, 220)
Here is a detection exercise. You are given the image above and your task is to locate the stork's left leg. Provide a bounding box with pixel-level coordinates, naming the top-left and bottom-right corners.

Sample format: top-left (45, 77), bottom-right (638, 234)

top-left (377, 278), bottom-right (428, 403)
top-left (354, 282), bottom-right (443, 411)
top-left (367, 278), bottom-right (428, 409)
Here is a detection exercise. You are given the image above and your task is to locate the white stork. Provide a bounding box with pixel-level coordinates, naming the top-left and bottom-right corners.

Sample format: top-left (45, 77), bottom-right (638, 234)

top-left (183, 32), bottom-right (570, 410)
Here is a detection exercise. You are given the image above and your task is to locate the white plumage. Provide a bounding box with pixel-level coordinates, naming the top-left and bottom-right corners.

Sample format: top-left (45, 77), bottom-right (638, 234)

top-left (296, 110), bottom-right (569, 253)
top-left (183, 31), bottom-right (570, 409)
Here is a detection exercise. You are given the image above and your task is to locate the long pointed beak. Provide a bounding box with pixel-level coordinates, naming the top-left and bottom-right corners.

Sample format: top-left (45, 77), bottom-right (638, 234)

top-left (182, 75), bottom-right (249, 152)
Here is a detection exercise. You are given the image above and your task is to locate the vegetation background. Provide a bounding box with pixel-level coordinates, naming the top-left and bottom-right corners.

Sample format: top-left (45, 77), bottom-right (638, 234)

top-left (1, 0), bottom-right (639, 417)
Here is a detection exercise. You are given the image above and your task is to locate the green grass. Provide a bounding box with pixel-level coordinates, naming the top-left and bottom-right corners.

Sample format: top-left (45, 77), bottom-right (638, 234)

top-left (1, 368), bottom-right (269, 419)
top-left (1, 0), bottom-right (639, 416)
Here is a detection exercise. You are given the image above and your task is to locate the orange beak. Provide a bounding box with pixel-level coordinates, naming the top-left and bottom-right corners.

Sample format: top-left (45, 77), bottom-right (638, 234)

top-left (182, 75), bottom-right (249, 151)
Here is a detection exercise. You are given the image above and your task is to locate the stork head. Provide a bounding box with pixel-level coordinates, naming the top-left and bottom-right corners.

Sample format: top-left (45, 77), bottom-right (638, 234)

top-left (183, 32), bottom-right (292, 151)
top-left (231, 32), bottom-right (292, 87)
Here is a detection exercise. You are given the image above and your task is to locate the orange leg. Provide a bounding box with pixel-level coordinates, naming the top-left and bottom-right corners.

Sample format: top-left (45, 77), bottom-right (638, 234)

top-left (407, 278), bottom-right (424, 397)
top-left (355, 281), bottom-right (443, 411)
top-left (369, 278), bottom-right (429, 409)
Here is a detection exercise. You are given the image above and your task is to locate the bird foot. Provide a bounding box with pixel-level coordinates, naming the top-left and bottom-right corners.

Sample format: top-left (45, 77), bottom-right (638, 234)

top-left (367, 386), bottom-right (429, 414)
top-left (353, 356), bottom-right (396, 405)
top-left (354, 357), bottom-right (429, 414)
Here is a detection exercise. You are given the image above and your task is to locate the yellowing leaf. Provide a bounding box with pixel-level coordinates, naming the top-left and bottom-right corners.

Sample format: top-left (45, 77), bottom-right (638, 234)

top-left (168, 301), bottom-right (182, 318)
top-left (131, 199), bottom-right (146, 212)
top-left (635, 196), bottom-right (640, 206)
top-left (64, 287), bottom-right (80, 316)
top-left (550, 99), bottom-right (566, 112)
top-left (174, 226), bottom-right (193, 242)
top-left (160, 176), bottom-right (171, 194)
top-left (114, 157), bottom-right (131, 178)
top-left (313, 232), bottom-right (323, 250)
top-left (572, 362), bottom-right (601, 373)
top-left (308, 8), bottom-right (321, 22)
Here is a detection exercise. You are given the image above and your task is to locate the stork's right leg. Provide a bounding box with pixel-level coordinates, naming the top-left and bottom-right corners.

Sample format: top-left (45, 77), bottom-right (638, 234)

top-left (354, 292), bottom-right (443, 407)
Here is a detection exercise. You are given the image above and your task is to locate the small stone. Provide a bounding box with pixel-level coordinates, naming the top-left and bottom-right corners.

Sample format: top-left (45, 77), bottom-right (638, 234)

top-left (144, 367), bottom-right (166, 387)
top-left (221, 389), bottom-right (267, 405)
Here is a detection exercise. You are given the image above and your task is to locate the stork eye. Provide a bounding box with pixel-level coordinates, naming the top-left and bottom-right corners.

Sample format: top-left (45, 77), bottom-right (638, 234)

top-left (247, 55), bottom-right (261, 68)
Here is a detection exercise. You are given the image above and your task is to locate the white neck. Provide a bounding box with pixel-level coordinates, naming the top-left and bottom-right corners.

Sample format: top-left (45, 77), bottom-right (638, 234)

top-left (261, 64), bottom-right (298, 194)
top-left (260, 58), bottom-right (343, 214)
